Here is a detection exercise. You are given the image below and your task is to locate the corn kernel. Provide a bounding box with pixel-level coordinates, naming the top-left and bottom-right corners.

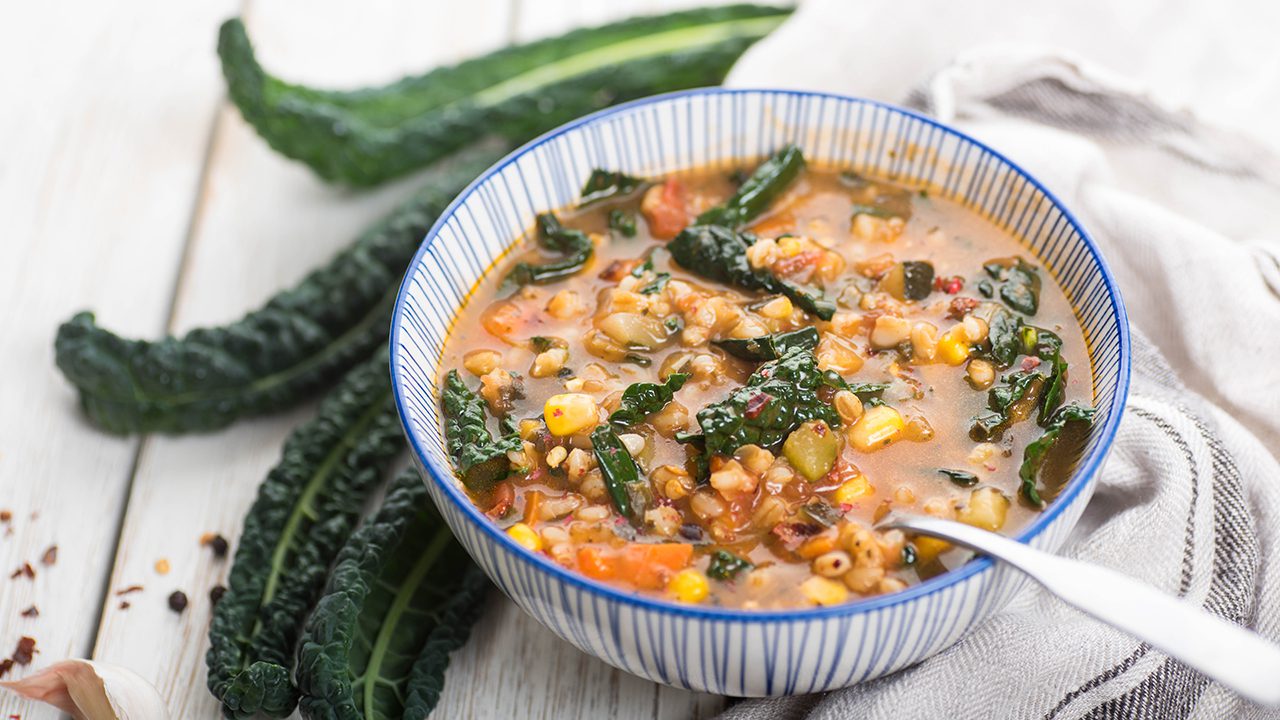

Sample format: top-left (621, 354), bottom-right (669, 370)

top-left (800, 576), bottom-right (849, 606)
top-left (936, 331), bottom-right (971, 366)
top-left (833, 475), bottom-right (873, 504)
top-left (669, 569), bottom-right (710, 603)
top-left (544, 393), bottom-right (600, 436)
top-left (847, 405), bottom-right (905, 452)
top-left (506, 523), bottom-right (542, 552)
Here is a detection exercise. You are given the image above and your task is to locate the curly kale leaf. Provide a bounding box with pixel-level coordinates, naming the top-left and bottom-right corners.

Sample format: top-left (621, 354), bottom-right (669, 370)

top-left (984, 257), bottom-right (1042, 316)
top-left (442, 370), bottom-right (521, 492)
top-left (712, 327), bottom-right (818, 361)
top-left (207, 348), bottom-right (404, 719)
top-left (296, 470), bottom-right (487, 720)
top-left (706, 550), bottom-right (753, 581)
top-left (668, 224), bottom-right (835, 320)
top-left (219, 7), bottom-right (791, 186)
top-left (1019, 403), bottom-right (1096, 507)
top-left (591, 424), bottom-right (651, 524)
top-left (54, 147), bottom-right (504, 434)
top-left (697, 347), bottom-right (838, 456)
top-left (608, 209), bottom-right (638, 237)
top-left (579, 169), bottom-right (648, 206)
top-left (970, 371), bottom-right (1045, 442)
top-left (696, 144), bottom-right (805, 228)
top-left (819, 370), bottom-right (889, 402)
top-left (609, 373), bottom-right (688, 429)
top-left (505, 213), bottom-right (594, 286)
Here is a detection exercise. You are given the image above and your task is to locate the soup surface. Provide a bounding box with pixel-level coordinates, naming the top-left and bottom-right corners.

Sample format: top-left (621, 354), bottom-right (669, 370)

top-left (438, 147), bottom-right (1094, 609)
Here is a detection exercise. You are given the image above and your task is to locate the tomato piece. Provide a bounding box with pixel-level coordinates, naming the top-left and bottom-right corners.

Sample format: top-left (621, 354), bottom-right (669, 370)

top-left (485, 481), bottom-right (515, 519)
top-left (641, 179), bottom-right (689, 240)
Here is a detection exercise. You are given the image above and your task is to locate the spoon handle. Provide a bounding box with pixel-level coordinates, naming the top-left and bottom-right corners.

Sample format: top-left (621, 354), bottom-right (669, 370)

top-left (887, 514), bottom-right (1280, 707)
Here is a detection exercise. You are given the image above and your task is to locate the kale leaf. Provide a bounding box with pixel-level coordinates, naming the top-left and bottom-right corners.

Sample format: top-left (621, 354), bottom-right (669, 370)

top-left (296, 470), bottom-right (487, 720)
top-left (706, 550), bottom-right (753, 581)
top-left (938, 468), bottom-right (979, 487)
top-left (219, 7), bottom-right (792, 186)
top-left (696, 144), bottom-right (805, 228)
top-left (505, 213), bottom-right (594, 286)
top-left (970, 371), bottom-right (1045, 442)
top-left (820, 370), bottom-right (890, 402)
top-left (579, 169), bottom-right (647, 206)
top-left (668, 224), bottom-right (835, 320)
top-left (984, 257), bottom-right (1041, 315)
top-left (697, 347), bottom-right (839, 456)
top-left (591, 425), bottom-right (650, 524)
top-left (54, 147), bottom-right (504, 434)
top-left (609, 373), bottom-right (688, 429)
top-left (608, 209), bottom-right (637, 237)
top-left (441, 370), bottom-right (521, 492)
top-left (712, 327), bottom-right (818, 361)
top-left (207, 348), bottom-right (404, 719)
top-left (1019, 403), bottom-right (1096, 507)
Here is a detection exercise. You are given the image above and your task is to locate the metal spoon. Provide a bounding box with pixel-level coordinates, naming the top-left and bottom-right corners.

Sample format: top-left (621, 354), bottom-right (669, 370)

top-left (882, 513), bottom-right (1280, 706)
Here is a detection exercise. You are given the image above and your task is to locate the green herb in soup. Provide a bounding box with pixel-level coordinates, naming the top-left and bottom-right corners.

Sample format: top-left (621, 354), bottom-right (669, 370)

top-left (439, 148), bottom-right (1094, 609)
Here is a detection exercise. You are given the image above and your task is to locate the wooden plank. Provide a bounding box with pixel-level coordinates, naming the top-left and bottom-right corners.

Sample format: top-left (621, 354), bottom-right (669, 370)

top-left (0, 1), bottom-right (238, 718)
top-left (85, 2), bottom-right (516, 718)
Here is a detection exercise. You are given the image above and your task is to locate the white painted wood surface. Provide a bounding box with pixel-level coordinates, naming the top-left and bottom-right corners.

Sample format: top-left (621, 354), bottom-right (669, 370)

top-left (0, 1), bottom-right (735, 717)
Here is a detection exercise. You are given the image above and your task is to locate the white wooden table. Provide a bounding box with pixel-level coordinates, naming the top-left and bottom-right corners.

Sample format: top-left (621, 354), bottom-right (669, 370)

top-left (0, 1), bottom-right (731, 717)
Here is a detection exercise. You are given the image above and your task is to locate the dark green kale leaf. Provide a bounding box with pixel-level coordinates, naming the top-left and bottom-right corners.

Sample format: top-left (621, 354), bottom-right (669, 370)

top-left (984, 308), bottom-right (1024, 368)
top-left (442, 370), bottom-right (521, 492)
top-left (609, 373), bottom-right (688, 429)
top-left (839, 171), bottom-right (915, 220)
top-left (296, 470), bottom-right (487, 720)
top-left (637, 272), bottom-right (671, 295)
top-left (938, 468), bottom-right (979, 487)
top-left (900, 261), bottom-right (935, 301)
top-left (667, 224), bottom-right (835, 320)
top-left (1019, 403), bottom-right (1096, 507)
top-left (799, 500), bottom-right (843, 527)
top-left (591, 425), bottom-right (650, 524)
top-left (579, 169), bottom-right (647, 206)
top-left (696, 144), bottom-right (805, 228)
top-left (712, 327), bottom-right (818, 361)
top-left (697, 347), bottom-right (839, 456)
top-left (984, 257), bottom-right (1041, 315)
top-left (706, 550), bottom-right (753, 581)
top-left (207, 348), bottom-right (404, 719)
top-left (54, 147), bottom-right (505, 435)
top-left (608, 209), bottom-right (638, 237)
top-left (819, 370), bottom-right (889, 402)
top-left (505, 213), bottom-right (594, 286)
top-left (219, 7), bottom-right (792, 186)
top-left (970, 371), bottom-right (1045, 442)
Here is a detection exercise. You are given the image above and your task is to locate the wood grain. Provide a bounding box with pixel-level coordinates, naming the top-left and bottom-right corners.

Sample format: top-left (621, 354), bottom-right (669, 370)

top-left (0, 1), bottom-right (237, 718)
top-left (5, 1), bottom-right (741, 717)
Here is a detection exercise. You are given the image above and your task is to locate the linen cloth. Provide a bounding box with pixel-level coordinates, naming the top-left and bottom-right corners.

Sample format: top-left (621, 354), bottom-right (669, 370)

top-left (719, 1), bottom-right (1280, 717)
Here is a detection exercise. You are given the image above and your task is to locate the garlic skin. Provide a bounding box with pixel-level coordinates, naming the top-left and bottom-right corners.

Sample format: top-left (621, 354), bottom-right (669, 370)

top-left (0, 659), bottom-right (169, 720)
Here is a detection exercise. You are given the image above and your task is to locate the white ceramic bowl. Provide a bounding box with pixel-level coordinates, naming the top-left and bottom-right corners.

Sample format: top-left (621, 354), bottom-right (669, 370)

top-left (391, 88), bottom-right (1130, 696)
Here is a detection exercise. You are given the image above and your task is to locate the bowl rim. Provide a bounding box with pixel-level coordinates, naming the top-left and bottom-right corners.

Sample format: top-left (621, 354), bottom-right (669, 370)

top-left (390, 86), bottom-right (1131, 622)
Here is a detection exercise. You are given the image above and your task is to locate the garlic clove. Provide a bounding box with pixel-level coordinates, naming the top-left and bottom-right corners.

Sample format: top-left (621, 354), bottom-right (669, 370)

top-left (0, 659), bottom-right (170, 720)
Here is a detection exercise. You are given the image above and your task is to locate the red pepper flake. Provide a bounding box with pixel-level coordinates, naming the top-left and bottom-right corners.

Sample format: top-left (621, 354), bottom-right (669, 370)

top-left (1021, 356), bottom-right (1042, 372)
top-left (12, 637), bottom-right (36, 665)
top-left (167, 591), bottom-right (189, 613)
top-left (0, 659), bottom-right (12, 679)
top-left (935, 276), bottom-right (965, 294)
top-left (946, 296), bottom-right (980, 320)
top-left (200, 533), bottom-right (230, 559)
top-left (19, 606), bottom-right (37, 618)
top-left (118, 600), bottom-right (131, 610)
top-left (744, 392), bottom-right (772, 419)
top-left (0, 510), bottom-right (11, 523)
top-left (10, 563), bottom-right (33, 580)
top-left (115, 584), bottom-right (144, 596)
top-left (40, 545), bottom-right (57, 566)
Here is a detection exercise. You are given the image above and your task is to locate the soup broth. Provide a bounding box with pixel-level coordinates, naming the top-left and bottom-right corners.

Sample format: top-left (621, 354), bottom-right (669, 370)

top-left (438, 148), bottom-right (1093, 609)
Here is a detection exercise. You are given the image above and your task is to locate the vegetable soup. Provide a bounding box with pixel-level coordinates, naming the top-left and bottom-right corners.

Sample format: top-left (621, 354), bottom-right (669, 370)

top-left (439, 146), bottom-right (1094, 609)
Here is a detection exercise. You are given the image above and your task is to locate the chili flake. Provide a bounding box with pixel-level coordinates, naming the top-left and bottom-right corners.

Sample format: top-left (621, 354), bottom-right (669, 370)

top-left (12, 637), bottom-right (36, 665)
top-left (19, 606), bottom-right (37, 618)
top-left (40, 545), bottom-right (57, 566)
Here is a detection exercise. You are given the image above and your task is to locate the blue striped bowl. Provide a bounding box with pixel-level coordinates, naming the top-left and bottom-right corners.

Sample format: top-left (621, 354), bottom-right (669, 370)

top-left (391, 88), bottom-right (1130, 696)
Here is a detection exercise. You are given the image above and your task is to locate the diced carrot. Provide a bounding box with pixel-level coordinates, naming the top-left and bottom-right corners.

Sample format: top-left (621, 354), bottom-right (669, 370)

top-left (577, 546), bottom-right (618, 581)
top-left (522, 490), bottom-right (543, 525)
top-left (620, 543), bottom-right (694, 590)
top-left (642, 179), bottom-right (689, 240)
